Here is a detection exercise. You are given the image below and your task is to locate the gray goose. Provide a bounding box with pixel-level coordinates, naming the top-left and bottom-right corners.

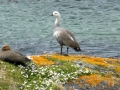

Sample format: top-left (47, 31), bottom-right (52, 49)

top-left (52, 11), bottom-right (81, 55)
top-left (0, 45), bottom-right (31, 66)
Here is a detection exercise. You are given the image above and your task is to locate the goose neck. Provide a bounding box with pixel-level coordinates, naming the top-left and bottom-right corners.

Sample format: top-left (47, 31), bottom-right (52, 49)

top-left (54, 16), bottom-right (60, 27)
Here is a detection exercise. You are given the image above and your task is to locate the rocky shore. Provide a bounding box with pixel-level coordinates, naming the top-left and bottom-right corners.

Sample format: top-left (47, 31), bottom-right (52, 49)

top-left (0, 53), bottom-right (120, 90)
top-left (30, 54), bottom-right (120, 90)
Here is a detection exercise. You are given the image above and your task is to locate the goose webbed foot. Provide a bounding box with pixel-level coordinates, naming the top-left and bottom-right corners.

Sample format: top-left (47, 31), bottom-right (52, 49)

top-left (62, 54), bottom-right (68, 56)
top-left (58, 52), bottom-right (68, 56)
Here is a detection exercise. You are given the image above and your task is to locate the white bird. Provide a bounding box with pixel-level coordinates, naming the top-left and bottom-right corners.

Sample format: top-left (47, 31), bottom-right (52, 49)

top-left (52, 11), bottom-right (81, 55)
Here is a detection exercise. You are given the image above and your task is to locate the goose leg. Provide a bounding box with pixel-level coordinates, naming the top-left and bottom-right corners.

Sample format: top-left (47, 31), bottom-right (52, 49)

top-left (63, 47), bottom-right (69, 56)
top-left (60, 45), bottom-right (63, 55)
top-left (67, 47), bottom-right (69, 55)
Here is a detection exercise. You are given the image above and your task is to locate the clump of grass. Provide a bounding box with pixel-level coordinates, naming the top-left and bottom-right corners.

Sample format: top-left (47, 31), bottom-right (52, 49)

top-left (0, 61), bottom-right (24, 90)
top-left (2, 54), bottom-right (119, 90)
top-left (19, 58), bottom-right (93, 90)
top-left (0, 57), bottom-right (93, 90)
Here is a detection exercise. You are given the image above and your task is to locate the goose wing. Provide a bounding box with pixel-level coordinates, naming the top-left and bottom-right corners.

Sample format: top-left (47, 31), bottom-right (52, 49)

top-left (56, 28), bottom-right (80, 48)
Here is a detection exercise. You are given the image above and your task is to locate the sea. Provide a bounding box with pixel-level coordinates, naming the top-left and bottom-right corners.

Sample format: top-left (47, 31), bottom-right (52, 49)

top-left (0, 0), bottom-right (120, 58)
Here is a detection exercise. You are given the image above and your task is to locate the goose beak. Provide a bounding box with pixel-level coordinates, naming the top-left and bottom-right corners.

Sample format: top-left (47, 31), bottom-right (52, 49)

top-left (51, 14), bottom-right (53, 16)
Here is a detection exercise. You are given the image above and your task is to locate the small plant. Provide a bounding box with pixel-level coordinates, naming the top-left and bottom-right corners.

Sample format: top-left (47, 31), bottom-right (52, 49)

top-left (19, 59), bottom-right (93, 90)
top-left (1, 54), bottom-right (118, 89)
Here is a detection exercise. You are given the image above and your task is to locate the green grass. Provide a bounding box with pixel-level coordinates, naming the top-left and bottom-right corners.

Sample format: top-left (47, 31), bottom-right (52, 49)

top-left (0, 61), bottom-right (24, 90)
top-left (0, 58), bottom-right (94, 90)
top-left (19, 60), bottom-right (93, 90)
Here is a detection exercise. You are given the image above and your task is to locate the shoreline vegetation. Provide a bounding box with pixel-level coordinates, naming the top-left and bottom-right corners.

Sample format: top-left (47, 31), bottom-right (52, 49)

top-left (0, 53), bottom-right (120, 90)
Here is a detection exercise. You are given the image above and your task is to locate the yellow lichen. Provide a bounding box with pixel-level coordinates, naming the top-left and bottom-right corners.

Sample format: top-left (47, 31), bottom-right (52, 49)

top-left (30, 54), bottom-right (120, 87)
top-left (30, 54), bottom-right (120, 76)
top-left (50, 54), bottom-right (120, 67)
top-left (50, 54), bottom-right (77, 61)
top-left (30, 55), bottom-right (54, 65)
top-left (76, 74), bottom-right (118, 87)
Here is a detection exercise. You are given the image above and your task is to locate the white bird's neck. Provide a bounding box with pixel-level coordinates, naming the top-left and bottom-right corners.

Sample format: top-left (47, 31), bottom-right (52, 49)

top-left (54, 16), bottom-right (60, 27)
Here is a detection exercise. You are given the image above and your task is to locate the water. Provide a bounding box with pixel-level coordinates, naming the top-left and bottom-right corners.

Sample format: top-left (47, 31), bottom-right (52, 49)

top-left (0, 0), bottom-right (120, 57)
